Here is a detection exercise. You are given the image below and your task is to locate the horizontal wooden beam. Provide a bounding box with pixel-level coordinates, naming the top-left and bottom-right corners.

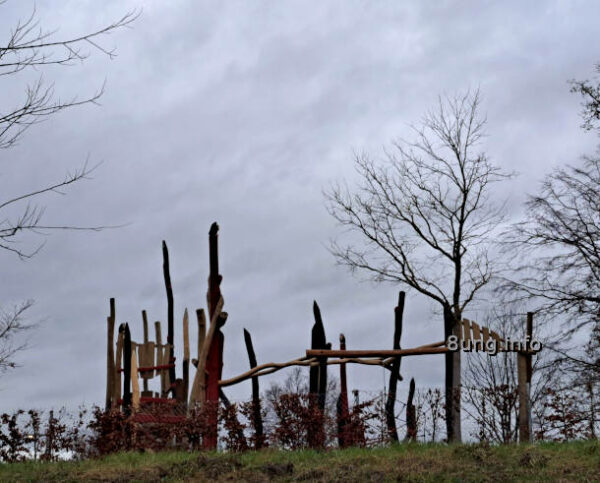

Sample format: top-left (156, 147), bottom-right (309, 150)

top-left (218, 355), bottom-right (405, 387)
top-left (307, 347), bottom-right (449, 358)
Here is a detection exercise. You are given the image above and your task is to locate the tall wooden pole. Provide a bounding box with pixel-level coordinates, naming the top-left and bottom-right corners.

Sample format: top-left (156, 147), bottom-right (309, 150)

top-left (155, 321), bottom-right (165, 397)
top-left (337, 333), bottom-right (349, 448)
top-left (123, 323), bottom-right (132, 416)
top-left (385, 291), bottom-right (405, 442)
top-left (309, 301), bottom-right (328, 448)
top-left (141, 310), bottom-right (149, 395)
top-left (404, 378), bottom-right (417, 442)
top-left (244, 328), bottom-right (264, 448)
top-left (183, 308), bottom-right (190, 406)
top-left (162, 241), bottom-right (176, 395)
top-left (204, 222), bottom-right (224, 450)
top-left (106, 298), bottom-right (116, 410)
top-left (518, 312), bottom-right (533, 443)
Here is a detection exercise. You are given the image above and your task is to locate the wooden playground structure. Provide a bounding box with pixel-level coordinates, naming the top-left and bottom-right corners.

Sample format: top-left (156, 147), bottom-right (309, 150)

top-left (105, 223), bottom-right (541, 448)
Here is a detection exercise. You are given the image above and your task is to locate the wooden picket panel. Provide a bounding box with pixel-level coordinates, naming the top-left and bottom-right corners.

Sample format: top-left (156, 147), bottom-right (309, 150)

top-left (462, 320), bottom-right (471, 343)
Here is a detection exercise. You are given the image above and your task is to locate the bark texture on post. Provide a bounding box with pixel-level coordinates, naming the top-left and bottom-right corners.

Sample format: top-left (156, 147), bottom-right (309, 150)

top-left (309, 301), bottom-right (328, 448)
top-left (182, 308), bottom-right (190, 406)
top-left (311, 301), bottom-right (328, 411)
top-left (114, 329), bottom-right (124, 404)
top-left (203, 222), bottom-right (224, 450)
top-left (337, 333), bottom-right (349, 448)
top-left (444, 304), bottom-right (461, 443)
top-left (154, 321), bottom-right (163, 395)
top-left (404, 378), bottom-right (417, 442)
top-left (141, 310), bottom-right (150, 395)
top-left (385, 291), bottom-right (405, 442)
top-left (106, 298), bottom-right (116, 410)
top-left (162, 241), bottom-right (176, 393)
top-left (123, 323), bottom-right (132, 416)
top-left (244, 328), bottom-right (264, 448)
top-left (518, 312), bottom-right (533, 443)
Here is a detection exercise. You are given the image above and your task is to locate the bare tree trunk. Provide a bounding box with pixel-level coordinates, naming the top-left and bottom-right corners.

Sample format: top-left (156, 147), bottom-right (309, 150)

top-left (444, 305), bottom-right (461, 442)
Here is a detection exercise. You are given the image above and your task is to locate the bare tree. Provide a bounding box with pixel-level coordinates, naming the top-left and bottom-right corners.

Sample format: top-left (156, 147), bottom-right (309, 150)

top-left (462, 305), bottom-right (556, 443)
top-left (325, 90), bottom-right (510, 442)
top-left (0, 2), bottom-right (138, 372)
top-left (0, 300), bottom-right (33, 373)
top-left (502, 154), bottom-right (600, 337)
top-left (1, 2), bottom-right (138, 258)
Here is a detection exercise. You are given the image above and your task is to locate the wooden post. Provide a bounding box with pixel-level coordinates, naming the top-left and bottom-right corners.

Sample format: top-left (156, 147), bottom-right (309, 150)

top-left (131, 343), bottom-right (140, 411)
top-left (518, 312), bottom-right (533, 443)
top-left (204, 223), bottom-right (224, 450)
top-left (196, 309), bottom-right (206, 365)
top-left (189, 301), bottom-right (225, 405)
top-left (385, 291), bottom-right (405, 442)
top-left (123, 323), bottom-right (132, 416)
top-left (244, 328), bottom-right (264, 448)
top-left (183, 308), bottom-right (190, 405)
top-left (141, 310), bottom-right (150, 395)
top-left (155, 321), bottom-right (166, 397)
top-left (162, 241), bottom-right (176, 394)
top-left (337, 333), bottom-right (349, 448)
top-left (204, 314), bottom-right (226, 449)
top-left (106, 298), bottom-right (116, 410)
top-left (115, 326), bottom-right (124, 406)
top-left (309, 301), bottom-right (328, 448)
top-left (207, 223), bottom-right (222, 316)
top-left (404, 378), bottom-right (417, 442)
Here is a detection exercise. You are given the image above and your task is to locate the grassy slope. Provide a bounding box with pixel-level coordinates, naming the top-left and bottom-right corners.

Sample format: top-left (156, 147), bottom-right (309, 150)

top-left (1, 442), bottom-right (599, 482)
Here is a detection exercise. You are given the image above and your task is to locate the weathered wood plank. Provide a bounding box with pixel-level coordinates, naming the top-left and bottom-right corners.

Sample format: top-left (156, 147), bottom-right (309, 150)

top-left (106, 296), bottom-right (116, 410)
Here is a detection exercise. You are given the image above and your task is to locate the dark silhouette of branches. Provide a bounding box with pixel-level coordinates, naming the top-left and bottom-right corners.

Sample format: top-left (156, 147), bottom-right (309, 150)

top-left (570, 63), bottom-right (600, 133)
top-left (0, 3), bottom-right (139, 259)
top-left (501, 154), bottom-right (600, 336)
top-left (325, 89), bottom-right (511, 442)
top-left (0, 2), bottom-right (137, 374)
top-left (0, 300), bottom-right (34, 374)
top-left (462, 306), bottom-right (556, 443)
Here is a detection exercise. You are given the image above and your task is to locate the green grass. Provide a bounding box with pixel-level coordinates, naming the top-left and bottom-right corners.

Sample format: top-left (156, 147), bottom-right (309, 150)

top-left (1, 441), bottom-right (600, 481)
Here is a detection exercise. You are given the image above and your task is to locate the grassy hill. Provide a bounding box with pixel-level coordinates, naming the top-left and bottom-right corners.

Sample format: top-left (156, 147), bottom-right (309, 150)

top-left (1, 441), bottom-right (599, 482)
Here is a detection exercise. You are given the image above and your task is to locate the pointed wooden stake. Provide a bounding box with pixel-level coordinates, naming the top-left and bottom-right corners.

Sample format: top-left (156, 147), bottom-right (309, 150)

top-left (244, 328), bottom-right (264, 448)
top-left (386, 291), bottom-right (405, 442)
top-left (162, 241), bottom-right (176, 393)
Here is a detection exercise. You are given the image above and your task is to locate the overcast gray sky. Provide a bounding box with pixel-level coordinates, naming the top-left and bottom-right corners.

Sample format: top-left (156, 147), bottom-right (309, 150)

top-left (1, 0), bottom-right (598, 413)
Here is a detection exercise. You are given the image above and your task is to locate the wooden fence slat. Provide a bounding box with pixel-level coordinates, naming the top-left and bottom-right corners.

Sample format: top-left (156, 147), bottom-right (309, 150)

top-left (471, 320), bottom-right (481, 341)
top-left (462, 320), bottom-right (471, 344)
top-left (131, 343), bottom-right (140, 410)
top-left (482, 326), bottom-right (490, 343)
